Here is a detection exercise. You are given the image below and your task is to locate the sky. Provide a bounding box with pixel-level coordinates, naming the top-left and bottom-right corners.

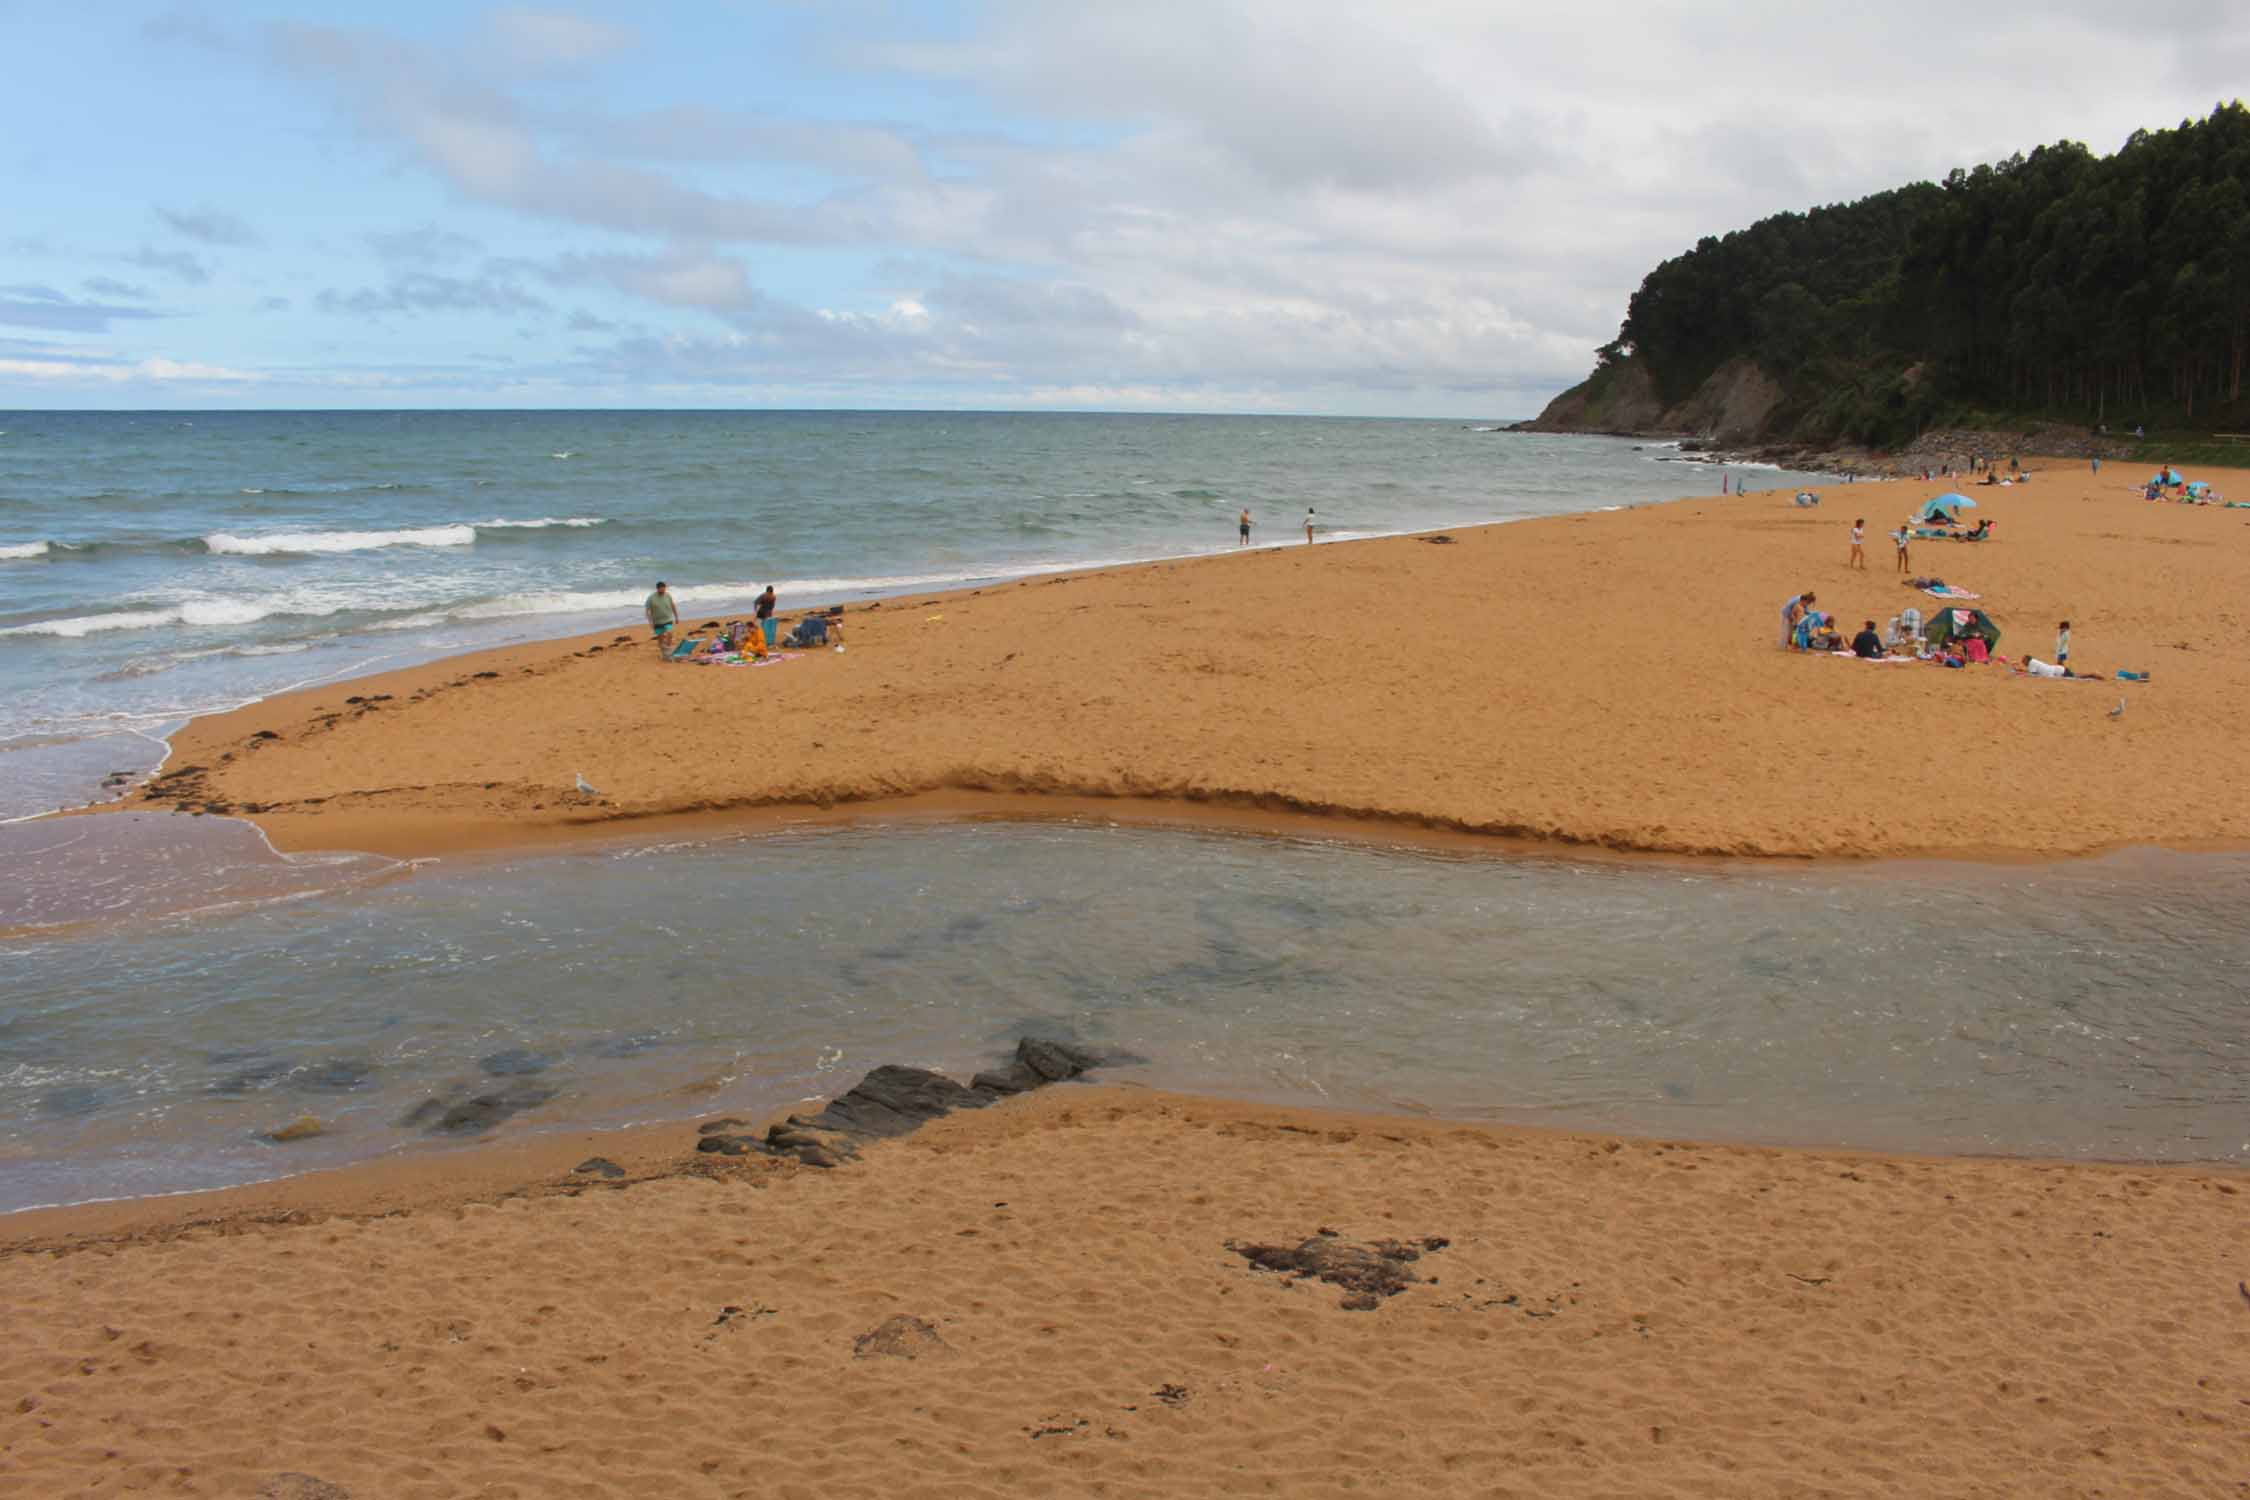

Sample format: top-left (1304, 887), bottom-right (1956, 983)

top-left (2, 2), bottom-right (2245, 416)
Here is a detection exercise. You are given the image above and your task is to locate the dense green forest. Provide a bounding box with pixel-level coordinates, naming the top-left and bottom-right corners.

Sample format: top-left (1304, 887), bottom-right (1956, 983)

top-left (1586, 102), bottom-right (2250, 445)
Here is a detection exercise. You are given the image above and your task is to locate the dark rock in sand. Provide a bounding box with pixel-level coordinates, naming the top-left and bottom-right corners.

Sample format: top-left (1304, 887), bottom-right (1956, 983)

top-left (971, 1035), bottom-right (1103, 1094)
top-left (258, 1476), bottom-right (350, 1500)
top-left (288, 1058), bottom-right (375, 1093)
top-left (477, 1047), bottom-right (552, 1078)
top-left (1228, 1232), bottom-right (1450, 1308)
top-left (695, 1134), bottom-right (760, 1157)
top-left (852, 1315), bottom-right (948, 1360)
top-left (401, 1081), bottom-right (559, 1134)
top-left (573, 1157), bottom-right (626, 1178)
top-left (805, 1064), bottom-right (995, 1138)
top-left (696, 1117), bottom-right (750, 1136)
top-left (745, 1036), bottom-right (1111, 1168)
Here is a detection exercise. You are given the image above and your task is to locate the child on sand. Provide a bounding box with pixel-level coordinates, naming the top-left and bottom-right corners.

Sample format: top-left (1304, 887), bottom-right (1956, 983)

top-left (2056, 620), bottom-right (2071, 668)
top-left (1849, 518), bottom-right (1865, 570)
top-left (1893, 522), bottom-right (1911, 573)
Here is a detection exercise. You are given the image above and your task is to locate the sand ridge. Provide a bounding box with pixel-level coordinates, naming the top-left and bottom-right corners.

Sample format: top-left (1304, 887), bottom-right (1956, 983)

top-left (4, 1087), bottom-right (2246, 1498)
top-left (122, 462), bottom-right (2250, 861)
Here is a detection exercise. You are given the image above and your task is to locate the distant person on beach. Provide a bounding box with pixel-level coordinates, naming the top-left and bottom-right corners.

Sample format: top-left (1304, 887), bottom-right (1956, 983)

top-left (1848, 518), bottom-right (1866, 570)
top-left (1239, 508), bottom-right (1252, 546)
top-left (1780, 590), bottom-right (1815, 650)
top-left (2056, 620), bottom-right (2071, 667)
top-left (1852, 620), bottom-right (1884, 658)
top-left (755, 585), bottom-right (778, 648)
top-left (645, 581), bottom-right (678, 655)
top-left (1305, 508), bottom-right (1315, 544)
top-left (1894, 522), bottom-right (1911, 573)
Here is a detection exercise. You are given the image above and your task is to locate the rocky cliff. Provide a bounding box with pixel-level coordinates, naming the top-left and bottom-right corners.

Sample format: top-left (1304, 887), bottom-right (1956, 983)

top-left (1514, 356), bottom-right (1782, 442)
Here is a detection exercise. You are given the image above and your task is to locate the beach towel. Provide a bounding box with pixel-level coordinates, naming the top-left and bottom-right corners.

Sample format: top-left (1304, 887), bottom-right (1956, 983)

top-left (1923, 585), bottom-right (1980, 600)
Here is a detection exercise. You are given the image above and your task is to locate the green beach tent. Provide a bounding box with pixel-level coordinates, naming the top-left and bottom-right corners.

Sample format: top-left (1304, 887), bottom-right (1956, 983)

top-left (1925, 606), bottom-right (2000, 649)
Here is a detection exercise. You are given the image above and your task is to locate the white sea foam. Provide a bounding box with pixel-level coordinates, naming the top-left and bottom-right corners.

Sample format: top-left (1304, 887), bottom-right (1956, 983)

top-left (472, 516), bottom-right (607, 530)
top-left (0, 542), bottom-right (49, 560)
top-left (204, 525), bottom-right (477, 556)
top-left (1, 598), bottom-right (277, 638)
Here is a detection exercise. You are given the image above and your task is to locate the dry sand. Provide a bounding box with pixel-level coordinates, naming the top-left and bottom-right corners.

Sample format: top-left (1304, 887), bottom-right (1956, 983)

top-left (120, 462), bottom-right (2250, 862)
top-left (4, 1087), bottom-right (2245, 1498)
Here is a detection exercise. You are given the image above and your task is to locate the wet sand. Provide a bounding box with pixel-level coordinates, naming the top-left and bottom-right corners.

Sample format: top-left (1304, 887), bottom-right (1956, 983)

top-left (116, 462), bottom-right (2250, 862)
top-left (4, 1086), bottom-right (2245, 1498)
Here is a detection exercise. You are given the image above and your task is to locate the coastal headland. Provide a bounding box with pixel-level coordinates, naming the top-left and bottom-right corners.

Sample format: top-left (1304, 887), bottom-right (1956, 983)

top-left (122, 461), bottom-right (2250, 861)
top-left (5, 1083), bottom-right (2246, 1498)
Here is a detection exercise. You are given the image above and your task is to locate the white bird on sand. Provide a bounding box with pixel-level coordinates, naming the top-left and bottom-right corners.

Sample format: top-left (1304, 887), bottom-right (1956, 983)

top-left (574, 770), bottom-right (601, 796)
top-left (2108, 698), bottom-right (2126, 720)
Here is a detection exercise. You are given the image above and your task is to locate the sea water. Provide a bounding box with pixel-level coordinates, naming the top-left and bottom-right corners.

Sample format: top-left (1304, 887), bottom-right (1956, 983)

top-left (0, 412), bottom-right (1824, 820)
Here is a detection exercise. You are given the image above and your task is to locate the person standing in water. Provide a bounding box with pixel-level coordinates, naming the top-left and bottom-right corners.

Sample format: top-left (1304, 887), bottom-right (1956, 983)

top-left (1304, 507), bottom-right (1316, 544)
top-left (645, 581), bottom-right (679, 656)
top-left (1238, 507), bottom-right (1252, 546)
top-left (755, 584), bottom-right (778, 650)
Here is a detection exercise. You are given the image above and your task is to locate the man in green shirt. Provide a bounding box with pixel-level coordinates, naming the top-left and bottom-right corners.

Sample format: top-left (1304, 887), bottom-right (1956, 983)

top-left (645, 581), bottom-right (679, 656)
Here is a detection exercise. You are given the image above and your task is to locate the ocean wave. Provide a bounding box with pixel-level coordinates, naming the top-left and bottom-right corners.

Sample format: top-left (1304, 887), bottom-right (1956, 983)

top-left (203, 525), bottom-right (478, 556)
top-left (472, 516), bottom-right (607, 530)
top-left (0, 542), bottom-right (49, 560)
top-left (1, 598), bottom-right (275, 639)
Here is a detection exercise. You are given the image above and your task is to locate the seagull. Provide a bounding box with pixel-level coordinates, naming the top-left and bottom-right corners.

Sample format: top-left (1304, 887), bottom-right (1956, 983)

top-left (574, 770), bottom-right (601, 797)
top-left (2108, 698), bottom-right (2125, 720)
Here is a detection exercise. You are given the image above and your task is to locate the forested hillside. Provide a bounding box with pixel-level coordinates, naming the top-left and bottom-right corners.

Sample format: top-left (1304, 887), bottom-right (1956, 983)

top-left (1538, 103), bottom-right (2250, 447)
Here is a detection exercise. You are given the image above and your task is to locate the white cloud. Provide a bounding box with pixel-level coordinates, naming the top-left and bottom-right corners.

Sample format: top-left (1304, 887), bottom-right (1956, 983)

top-left (0, 355), bottom-right (262, 384)
top-left (485, 8), bottom-right (635, 68)
top-left (118, 2), bottom-right (2250, 410)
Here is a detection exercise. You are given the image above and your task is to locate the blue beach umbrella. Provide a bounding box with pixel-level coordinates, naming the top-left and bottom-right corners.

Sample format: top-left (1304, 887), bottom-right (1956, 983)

top-left (1918, 493), bottom-right (1976, 520)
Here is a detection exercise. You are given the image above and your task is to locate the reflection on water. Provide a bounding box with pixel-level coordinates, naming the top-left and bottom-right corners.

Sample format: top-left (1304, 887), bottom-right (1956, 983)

top-left (3, 818), bottom-right (2246, 1212)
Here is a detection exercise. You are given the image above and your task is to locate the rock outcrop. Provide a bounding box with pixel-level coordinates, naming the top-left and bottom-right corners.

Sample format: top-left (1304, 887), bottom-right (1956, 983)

top-left (695, 1036), bottom-right (1107, 1168)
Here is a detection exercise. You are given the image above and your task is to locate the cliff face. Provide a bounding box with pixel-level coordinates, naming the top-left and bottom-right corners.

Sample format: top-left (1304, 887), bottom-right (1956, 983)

top-left (1517, 356), bottom-right (1781, 442)
top-left (1515, 359), bottom-right (1664, 434)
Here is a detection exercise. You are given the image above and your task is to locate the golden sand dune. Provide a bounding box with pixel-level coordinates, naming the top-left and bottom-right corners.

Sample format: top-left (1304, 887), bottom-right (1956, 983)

top-left (5, 1088), bottom-right (2245, 1498)
top-left (130, 464), bottom-right (2250, 863)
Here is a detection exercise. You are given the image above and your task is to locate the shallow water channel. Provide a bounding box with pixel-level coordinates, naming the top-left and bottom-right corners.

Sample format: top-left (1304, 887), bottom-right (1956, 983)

top-left (3, 816), bottom-right (2246, 1213)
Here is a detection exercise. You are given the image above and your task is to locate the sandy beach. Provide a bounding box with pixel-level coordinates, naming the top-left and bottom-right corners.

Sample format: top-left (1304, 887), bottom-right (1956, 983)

top-left (4, 1085), bottom-right (2245, 1498)
top-left (122, 463), bottom-right (2250, 863)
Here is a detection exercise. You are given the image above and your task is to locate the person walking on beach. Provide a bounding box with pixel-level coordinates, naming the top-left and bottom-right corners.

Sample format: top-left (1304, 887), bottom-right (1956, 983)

top-left (1304, 507), bottom-right (1315, 544)
top-left (1848, 517), bottom-right (1866, 570)
top-left (755, 584), bottom-right (778, 650)
top-left (645, 581), bottom-right (679, 656)
top-left (1239, 507), bottom-right (1252, 546)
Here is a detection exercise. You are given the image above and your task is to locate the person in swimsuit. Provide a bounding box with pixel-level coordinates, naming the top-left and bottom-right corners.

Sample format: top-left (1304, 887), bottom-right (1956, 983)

top-left (1304, 507), bottom-right (1315, 544)
top-left (1239, 508), bottom-right (1252, 546)
top-left (1780, 590), bottom-right (1815, 650)
top-left (645, 581), bottom-right (678, 656)
top-left (1848, 518), bottom-right (1865, 570)
top-left (755, 584), bottom-right (778, 649)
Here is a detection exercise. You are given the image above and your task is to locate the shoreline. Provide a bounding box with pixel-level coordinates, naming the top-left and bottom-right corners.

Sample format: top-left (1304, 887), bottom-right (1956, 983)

top-left (8, 1081), bottom-right (2246, 1247)
top-left (85, 460), bottom-right (2250, 864)
top-left (7, 1082), bottom-right (2246, 1496)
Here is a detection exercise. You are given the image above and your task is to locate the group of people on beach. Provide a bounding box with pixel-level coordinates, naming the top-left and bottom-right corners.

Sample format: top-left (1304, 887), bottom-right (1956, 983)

top-left (644, 581), bottom-right (779, 659)
top-left (1234, 508), bottom-right (1321, 545)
